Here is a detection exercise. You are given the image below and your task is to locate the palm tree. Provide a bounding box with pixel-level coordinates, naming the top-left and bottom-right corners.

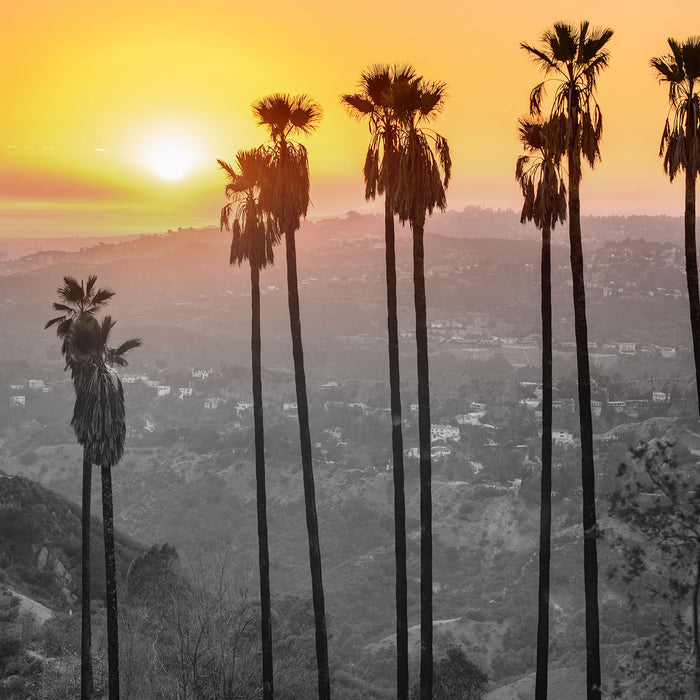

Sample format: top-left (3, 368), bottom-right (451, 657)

top-left (69, 313), bottom-right (141, 700)
top-left (341, 63), bottom-right (416, 699)
top-left (391, 76), bottom-right (451, 700)
top-left (46, 275), bottom-right (115, 700)
top-left (219, 148), bottom-right (280, 700)
top-left (252, 93), bottom-right (330, 698)
top-left (521, 21), bottom-right (613, 699)
top-left (651, 38), bottom-right (700, 418)
top-left (516, 116), bottom-right (566, 699)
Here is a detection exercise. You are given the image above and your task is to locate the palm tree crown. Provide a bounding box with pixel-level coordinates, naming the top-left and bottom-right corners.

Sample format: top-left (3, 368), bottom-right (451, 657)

top-left (45, 275), bottom-right (115, 360)
top-left (651, 37), bottom-right (700, 180)
top-left (521, 21), bottom-right (613, 179)
top-left (516, 116), bottom-right (567, 230)
top-left (341, 64), bottom-right (417, 201)
top-left (252, 94), bottom-right (322, 235)
top-left (70, 315), bottom-right (141, 469)
top-left (218, 148), bottom-right (280, 269)
top-left (390, 77), bottom-right (451, 228)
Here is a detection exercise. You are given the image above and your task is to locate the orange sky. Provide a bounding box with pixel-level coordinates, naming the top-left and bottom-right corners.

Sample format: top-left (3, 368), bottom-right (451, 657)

top-left (1, 0), bottom-right (699, 236)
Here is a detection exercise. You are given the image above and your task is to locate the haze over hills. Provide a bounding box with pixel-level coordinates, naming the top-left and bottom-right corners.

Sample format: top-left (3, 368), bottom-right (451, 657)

top-left (1, 207), bottom-right (698, 695)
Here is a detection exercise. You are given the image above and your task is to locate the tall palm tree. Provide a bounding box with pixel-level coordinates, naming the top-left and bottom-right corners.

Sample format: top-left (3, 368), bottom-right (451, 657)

top-left (341, 63), bottom-right (416, 699)
top-left (70, 313), bottom-right (141, 700)
top-left (651, 38), bottom-right (700, 417)
top-left (252, 93), bottom-right (330, 698)
top-left (522, 21), bottom-right (613, 699)
top-left (391, 76), bottom-right (451, 700)
top-left (46, 275), bottom-right (115, 700)
top-left (219, 148), bottom-right (280, 700)
top-left (516, 116), bottom-right (566, 699)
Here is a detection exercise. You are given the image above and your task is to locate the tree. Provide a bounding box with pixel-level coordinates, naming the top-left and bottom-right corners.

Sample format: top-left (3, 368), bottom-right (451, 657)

top-left (410, 644), bottom-right (488, 700)
top-left (609, 439), bottom-right (700, 697)
top-left (651, 38), bottom-right (700, 417)
top-left (515, 115), bottom-right (566, 698)
top-left (391, 76), bottom-right (451, 700)
top-left (252, 93), bottom-right (330, 698)
top-left (69, 310), bottom-right (141, 700)
top-left (522, 22), bottom-right (613, 699)
top-left (219, 148), bottom-right (280, 699)
top-left (45, 275), bottom-right (115, 700)
top-left (341, 63), bottom-right (416, 699)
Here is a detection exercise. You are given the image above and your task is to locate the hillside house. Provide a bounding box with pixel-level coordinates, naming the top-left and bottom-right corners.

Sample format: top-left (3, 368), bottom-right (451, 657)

top-left (156, 385), bottom-right (171, 397)
top-left (431, 424), bottom-right (460, 442)
top-left (28, 379), bottom-right (45, 390)
top-left (652, 391), bottom-right (670, 403)
top-left (283, 402), bottom-right (298, 412)
top-left (10, 396), bottom-right (25, 407)
top-left (431, 444), bottom-right (452, 459)
top-left (192, 368), bottom-right (213, 380)
top-left (404, 447), bottom-right (420, 459)
top-left (552, 430), bottom-right (575, 446)
top-left (178, 387), bottom-right (193, 398)
top-left (205, 397), bottom-right (224, 410)
top-left (10, 384), bottom-right (24, 390)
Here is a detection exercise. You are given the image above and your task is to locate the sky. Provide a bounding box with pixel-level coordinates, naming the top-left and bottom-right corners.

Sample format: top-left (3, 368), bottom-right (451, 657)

top-left (1, 0), bottom-right (699, 236)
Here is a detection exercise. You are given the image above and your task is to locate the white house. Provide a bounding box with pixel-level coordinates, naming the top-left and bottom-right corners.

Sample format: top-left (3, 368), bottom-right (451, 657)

top-left (28, 379), bottom-right (45, 390)
top-left (156, 385), bottom-right (171, 397)
top-left (431, 424), bottom-right (460, 442)
top-left (552, 430), bottom-right (575, 446)
top-left (178, 387), bottom-right (193, 398)
top-left (652, 391), bottom-right (670, 403)
top-left (205, 397), bottom-right (223, 410)
top-left (10, 396), bottom-right (25, 407)
top-left (431, 444), bottom-right (452, 459)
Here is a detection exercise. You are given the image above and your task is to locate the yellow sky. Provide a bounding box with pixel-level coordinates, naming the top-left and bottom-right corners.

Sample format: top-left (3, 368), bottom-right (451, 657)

top-left (1, 0), bottom-right (699, 235)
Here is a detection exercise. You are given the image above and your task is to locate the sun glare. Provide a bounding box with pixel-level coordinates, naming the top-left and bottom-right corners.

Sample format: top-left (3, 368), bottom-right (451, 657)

top-left (138, 130), bottom-right (204, 182)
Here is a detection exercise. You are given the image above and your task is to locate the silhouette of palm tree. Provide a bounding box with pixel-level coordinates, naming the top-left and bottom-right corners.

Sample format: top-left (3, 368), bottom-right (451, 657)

top-left (252, 93), bottom-right (330, 698)
top-left (651, 38), bottom-right (700, 419)
top-left (390, 75), bottom-right (451, 700)
top-left (341, 64), bottom-right (416, 699)
top-left (516, 116), bottom-right (566, 699)
top-left (46, 275), bottom-right (115, 700)
top-left (522, 21), bottom-right (613, 699)
top-left (69, 312), bottom-right (140, 700)
top-left (219, 148), bottom-right (280, 699)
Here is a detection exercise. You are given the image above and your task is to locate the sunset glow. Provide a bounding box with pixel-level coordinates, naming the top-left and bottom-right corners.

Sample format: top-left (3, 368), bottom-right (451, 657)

top-left (2, 0), bottom-right (700, 235)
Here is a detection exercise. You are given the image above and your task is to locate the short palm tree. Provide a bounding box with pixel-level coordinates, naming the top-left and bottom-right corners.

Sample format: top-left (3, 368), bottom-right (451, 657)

top-left (69, 313), bottom-right (141, 700)
top-left (651, 38), bottom-right (700, 417)
top-left (390, 76), bottom-right (451, 700)
top-left (516, 115), bottom-right (566, 699)
top-left (252, 93), bottom-right (330, 698)
top-left (341, 63), bottom-right (416, 699)
top-left (219, 148), bottom-right (280, 700)
top-left (46, 275), bottom-right (115, 700)
top-left (522, 21), bottom-right (613, 699)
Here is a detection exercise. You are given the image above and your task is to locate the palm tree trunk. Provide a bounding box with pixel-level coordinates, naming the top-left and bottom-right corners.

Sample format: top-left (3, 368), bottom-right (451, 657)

top-left (693, 549), bottom-right (700, 696)
top-left (535, 223), bottom-right (552, 700)
top-left (251, 263), bottom-right (274, 699)
top-left (568, 150), bottom-right (601, 700)
top-left (101, 463), bottom-right (120, 700)
top-left (684, 162), bottom-right (700, 416)
top-left (81, 450), bottom-right (94, 700)
top-left (284, 229), bottom-right (330, 698)
top-left (413, 221), bottom-right (433, 700)
top-left (384, 196), bottom-right (409, 699)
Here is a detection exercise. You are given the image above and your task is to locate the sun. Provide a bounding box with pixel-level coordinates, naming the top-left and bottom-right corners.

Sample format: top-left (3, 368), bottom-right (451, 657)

top-left (138, 130), bottom-right (203, 182)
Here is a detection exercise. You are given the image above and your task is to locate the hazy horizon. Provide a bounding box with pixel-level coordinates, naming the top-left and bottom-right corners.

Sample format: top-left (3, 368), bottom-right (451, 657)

top-left (3, 1), bottom-right (700, 236)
